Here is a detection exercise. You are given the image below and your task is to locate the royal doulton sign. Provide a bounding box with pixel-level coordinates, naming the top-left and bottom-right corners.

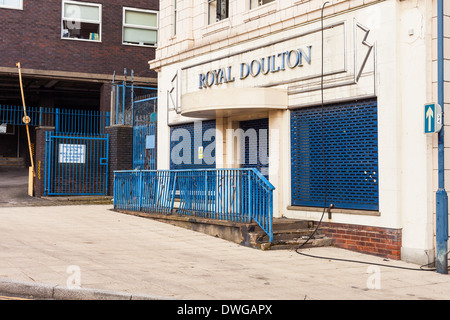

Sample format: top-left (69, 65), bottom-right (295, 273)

top-left (198, 46), bottom-right (312, 89)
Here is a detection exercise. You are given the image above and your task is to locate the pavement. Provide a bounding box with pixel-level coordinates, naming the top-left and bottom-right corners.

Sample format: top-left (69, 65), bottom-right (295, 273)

top-left (0, 167), bottom-right (112, 207)
top-left (0, 202), bottom-right (450, 301)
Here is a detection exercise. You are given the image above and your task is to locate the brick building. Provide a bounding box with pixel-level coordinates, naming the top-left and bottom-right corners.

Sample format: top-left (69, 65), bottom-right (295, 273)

top-left (0, 0), bottom-right (159, 196)
top-left (0, 0), bottom-right (158, 110)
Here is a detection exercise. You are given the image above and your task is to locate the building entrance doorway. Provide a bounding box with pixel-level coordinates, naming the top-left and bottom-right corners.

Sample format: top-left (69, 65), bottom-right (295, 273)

top-left (239, 118), bottom-right (269, 178)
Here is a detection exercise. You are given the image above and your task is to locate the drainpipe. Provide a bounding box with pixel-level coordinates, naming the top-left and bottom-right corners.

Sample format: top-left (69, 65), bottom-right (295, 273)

top-left (436, 0), bottom-right (448, 274)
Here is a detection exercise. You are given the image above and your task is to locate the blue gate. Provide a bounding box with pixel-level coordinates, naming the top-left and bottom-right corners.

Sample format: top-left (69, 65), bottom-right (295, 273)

top-left (45, 132), bottom-right (109, 195)
top-left (43, 108), bottom-right (110, 196)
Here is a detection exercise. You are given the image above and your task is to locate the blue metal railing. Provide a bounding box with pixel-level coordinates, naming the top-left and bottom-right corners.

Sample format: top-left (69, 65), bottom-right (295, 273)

top-left (114, 170), bottom-right (176, 214)
top-left (0, 105), bottom-right (40, 126)
top-left (0, 105), bottom-right (110, 136)
top-left (51, 108), bottom-right (110, 136)
top-left (113, 168), bottom-right (275, 242)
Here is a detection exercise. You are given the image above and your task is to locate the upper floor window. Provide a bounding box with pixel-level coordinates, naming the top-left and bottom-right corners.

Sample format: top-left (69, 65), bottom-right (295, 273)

top-left (173, 0), bottom-right (178, 36)
top-left (0, 0), bottom-right (23, 10)
top-left (62, 1), bottom-right (102, 42)
top-left (123, 7), bottom-right (158, 47)
top-left (208, 0), bottom-right (228, 25)
top-left (249, 0), bottom-right (274, 10)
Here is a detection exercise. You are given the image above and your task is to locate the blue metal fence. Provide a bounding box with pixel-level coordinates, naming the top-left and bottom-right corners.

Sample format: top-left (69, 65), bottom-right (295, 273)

top-left (52, 108), bottom-right (110, 136)
top-left (0, 105), bottom-right (40, 126)
top-left (0, 105), bottom-right (110, 136)
top-left (114, 168), bottom-right (275, 242)
top-left (113, 82), bottom-right (157, 126)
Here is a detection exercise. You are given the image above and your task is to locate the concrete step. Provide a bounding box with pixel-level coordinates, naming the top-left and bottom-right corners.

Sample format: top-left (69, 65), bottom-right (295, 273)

top-left (267, 237), bottom-right (334, 250)
top-left (248, 218), bottom-right (334, 251)
top-left (0, 157), bottom-right (25, 168)
top-left (251, 228), bottom-right (325, 242)
top-left (113, 209), bottom-right (334, 252)
top-left (272, 218), bottom-right (314, 232)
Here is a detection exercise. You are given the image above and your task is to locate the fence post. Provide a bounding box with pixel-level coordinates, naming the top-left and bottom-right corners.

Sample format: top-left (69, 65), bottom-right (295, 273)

top-left (138, 171), bottom-right (143, 211)
top-left (116, 85), bottom-right (120, 125)
top-left (55, 108), bottom-right (59, 133)
top-left (204, 171), bottom-right (208, 212)
top-left (170, 172), bottom-right (177, 213)
top-left (113, 172), bottom-right (116, 209)
top-left (248, 171), bottom-right (252, 222)
top-left (44, 131), bottom-right (48, 196)
top-left (122, 83), bottom-right (125, 125)
top-left (45, 131), bottom-right (52, 196)
top-left (106, 112), bottom-right (111, 132)
top-left (105, 134), bottom-right (109, 195)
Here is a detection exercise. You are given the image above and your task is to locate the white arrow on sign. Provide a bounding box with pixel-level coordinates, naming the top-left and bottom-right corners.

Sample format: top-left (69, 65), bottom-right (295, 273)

top-left (426, 106), bottom-right (434, 131)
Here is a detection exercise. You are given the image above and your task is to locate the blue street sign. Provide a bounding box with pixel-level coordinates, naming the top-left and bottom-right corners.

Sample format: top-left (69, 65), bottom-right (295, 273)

top-left (424, 103), bottom-right (443, 134)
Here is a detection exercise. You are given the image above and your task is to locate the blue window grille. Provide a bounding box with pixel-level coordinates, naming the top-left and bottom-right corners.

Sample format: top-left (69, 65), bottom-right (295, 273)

top-left (240, 118), bottom-right (269, 178)
top-left (170, 120), bottom-right (216, 170)
top-left (290, 98), bottom-right (379, 211)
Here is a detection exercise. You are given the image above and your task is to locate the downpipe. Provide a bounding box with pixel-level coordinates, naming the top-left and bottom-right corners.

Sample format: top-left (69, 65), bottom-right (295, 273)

top-left (436, 0), bottom-right (448, 274)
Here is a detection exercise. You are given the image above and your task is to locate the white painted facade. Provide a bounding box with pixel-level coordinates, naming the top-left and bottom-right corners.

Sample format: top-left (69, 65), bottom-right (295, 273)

top-left (149, 0), bottom-right (449, 265)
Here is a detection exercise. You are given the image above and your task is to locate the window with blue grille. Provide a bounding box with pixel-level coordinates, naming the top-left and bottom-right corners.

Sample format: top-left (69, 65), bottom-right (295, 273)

top-left (170, 120), bottom-right (216, 169)
top-left (240, 118), bottom-right (269, 178)
top-left (290, 98), bottom-right (379, 211)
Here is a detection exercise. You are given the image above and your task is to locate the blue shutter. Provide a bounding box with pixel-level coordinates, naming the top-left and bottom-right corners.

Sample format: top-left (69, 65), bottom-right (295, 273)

top-left (170, 120), bottom-right (216, 169)
top-left (240, 118), bottom-right (269, 178)
top-left (291, 99), bottom-right (379, 210)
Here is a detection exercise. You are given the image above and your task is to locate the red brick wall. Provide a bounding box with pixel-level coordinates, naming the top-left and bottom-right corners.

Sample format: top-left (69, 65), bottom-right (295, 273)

top-left (105, 125), bottom-right (133, 196)
top-left (0, 0), bottom-right (158, 79)
top-left (316, 222), bottom-right (402, 260)
top-left (34, 127), bottom-right (54, 197)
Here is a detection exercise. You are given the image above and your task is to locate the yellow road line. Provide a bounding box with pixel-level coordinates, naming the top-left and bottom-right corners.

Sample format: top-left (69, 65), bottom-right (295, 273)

top-left (0, 295), bottom-right (31, 300)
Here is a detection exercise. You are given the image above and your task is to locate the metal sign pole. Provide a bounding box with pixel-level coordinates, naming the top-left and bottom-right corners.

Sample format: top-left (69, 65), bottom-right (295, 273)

top-left (16, 62), bottom-right (35, 178)
top-left (436, 0), bottom-right (448, 274)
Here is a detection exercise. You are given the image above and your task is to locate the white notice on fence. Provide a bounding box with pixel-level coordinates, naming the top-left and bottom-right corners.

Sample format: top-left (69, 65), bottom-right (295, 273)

top-left (59, 144), bottom-right (86, 164)
top-left (146, 135), bottom-right (155, 149)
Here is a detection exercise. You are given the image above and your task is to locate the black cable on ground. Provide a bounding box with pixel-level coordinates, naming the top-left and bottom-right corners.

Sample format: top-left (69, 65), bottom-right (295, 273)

top-left (295, 244), bottom-right (443, 272)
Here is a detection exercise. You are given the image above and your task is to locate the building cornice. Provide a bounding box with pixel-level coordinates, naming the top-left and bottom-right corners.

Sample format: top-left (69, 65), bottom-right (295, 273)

top-left (149, 0), bottom-right (386, 71)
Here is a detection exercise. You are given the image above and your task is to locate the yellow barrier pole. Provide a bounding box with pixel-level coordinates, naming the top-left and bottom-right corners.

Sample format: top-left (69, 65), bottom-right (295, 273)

top-left (16, 62), bottom-right (35, 183)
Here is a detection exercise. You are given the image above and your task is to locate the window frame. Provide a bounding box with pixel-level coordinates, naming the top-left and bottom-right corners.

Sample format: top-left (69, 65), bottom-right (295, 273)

top-left (207, 0), bottom-right (229, 25)
top-left (122, 7), bottom-right (158, 47)
top-left (249, 0), bottom-right (275, 10)
top-left (173, 0), bottom-right (178, 36)
top-left (290, 99), bottom-right (379, 211)
top-left (61, 0), bottom-right (102, 43)
top-left (0, 0), bottom-right (23, 10)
